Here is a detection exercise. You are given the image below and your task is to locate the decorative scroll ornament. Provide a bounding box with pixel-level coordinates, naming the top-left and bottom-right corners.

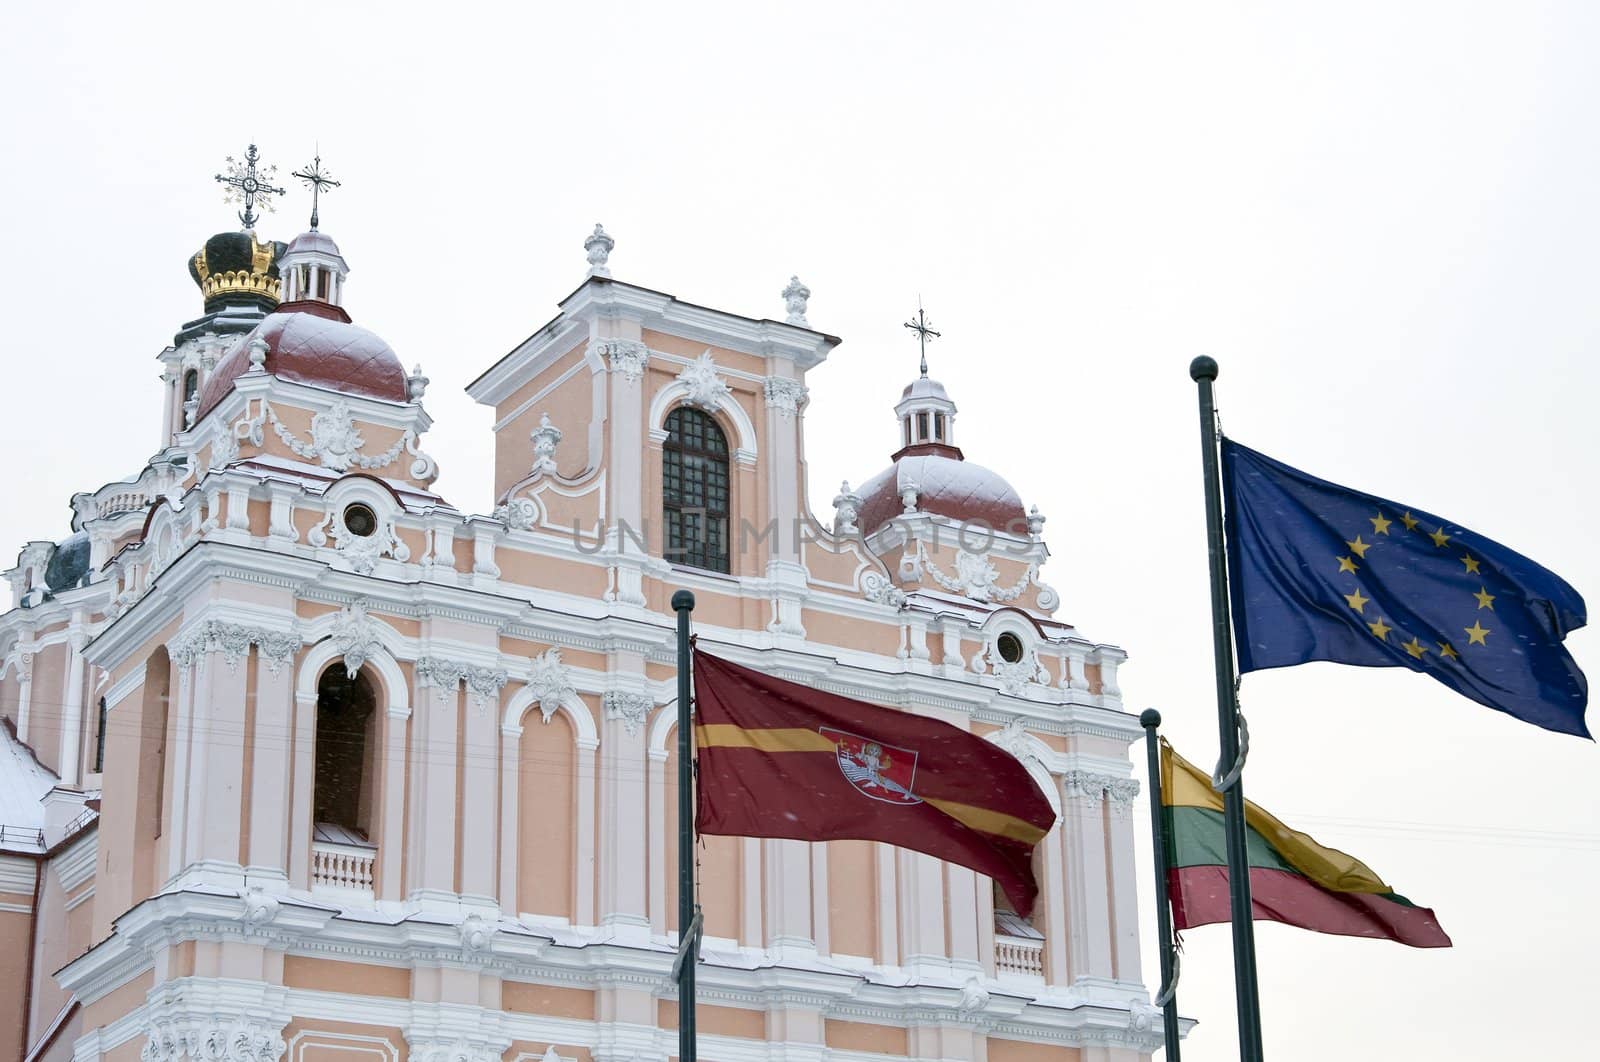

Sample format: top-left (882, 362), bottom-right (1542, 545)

top-left (677, 351), bottom-right (731, 411)
top-left (860, 569), bottom-right (907, 609)
top-left (530, 412), bottom-right (562, 473)
top-left (957, 976), bottom-right (991, 1017)
top-left (782, 275), bottom-right (811, 326)
top-left (593, 338), bottom-right (649, 382)
top-left (331, 600), bottom-right (384, 676)
top-left (526, 648), bottom-right (575, 723)
top-left (603, 690), bottom-right (652, 736)
top-left (240, 886), bottom-right (280, 926)
top-left (167, 620), bottom-right (303, 674)
top-left (763, 376), bottom-right (808, 416)
top-left (492, 496), bottom-right (539, 531)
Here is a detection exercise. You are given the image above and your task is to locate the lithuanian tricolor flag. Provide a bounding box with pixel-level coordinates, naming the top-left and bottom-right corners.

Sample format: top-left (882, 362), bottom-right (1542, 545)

top-left (1160, 739), bottom-right (1451, 948)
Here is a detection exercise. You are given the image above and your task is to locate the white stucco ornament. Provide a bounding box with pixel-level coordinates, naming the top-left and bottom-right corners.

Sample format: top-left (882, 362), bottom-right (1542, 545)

top-left (526, 647), bottom-right (575, 723)
top-left (307, 400), bottom-right (364, 472)
top-left (594, 338), bottom-right (649, 382)
top-left (530, 412), bottom-right (562, 473)
top-left (832, 480), bottom-right (862, 535)
top-left (764, 376), bottom-right (808, 417)
top-left (584, 223), bottom-right (614, 277)
top-left (331, 599), bottom-right (384, 676)
top-left (677, 351), bottom-right (731, 411)
top-left (603, 690), bottom-right (652, 736)
top-left (782, 275), bottom-right (811, 326)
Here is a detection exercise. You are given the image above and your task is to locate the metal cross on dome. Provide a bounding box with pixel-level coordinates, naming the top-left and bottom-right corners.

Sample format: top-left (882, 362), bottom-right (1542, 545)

top-left (292, 151), bottom-right (340, 231)
top-left (215, 144), bottom-right (285, 231)
top-left (903, 301), bottom-right (941, 378)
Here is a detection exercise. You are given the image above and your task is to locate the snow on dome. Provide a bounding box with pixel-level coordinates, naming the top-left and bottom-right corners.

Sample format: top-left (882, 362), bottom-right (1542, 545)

top-left (855, 452), bottom-right (1027, 537)
top-left (284, 229), bottom-right (344, 258)
top-left (900, 376), bottom-right (952, 402)
top-left (197, 303), bottom-right (409, 419)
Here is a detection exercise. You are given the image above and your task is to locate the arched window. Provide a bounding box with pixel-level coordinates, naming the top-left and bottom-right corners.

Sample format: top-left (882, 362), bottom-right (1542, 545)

top-left (313, 665), bottom-right (378, 838)
top-left (662, 407), bottom-right (730, 573)
top-left (182, 369), bottom-right (199, 404)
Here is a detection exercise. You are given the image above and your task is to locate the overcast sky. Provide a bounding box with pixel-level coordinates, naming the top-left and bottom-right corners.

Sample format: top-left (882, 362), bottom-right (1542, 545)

top-left (4, 3), bottom-right (1597, 1059)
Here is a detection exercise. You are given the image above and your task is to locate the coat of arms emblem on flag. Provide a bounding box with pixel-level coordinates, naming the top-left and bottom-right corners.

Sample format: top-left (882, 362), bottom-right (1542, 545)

top-left (820, 727), bottom-right (922, 804)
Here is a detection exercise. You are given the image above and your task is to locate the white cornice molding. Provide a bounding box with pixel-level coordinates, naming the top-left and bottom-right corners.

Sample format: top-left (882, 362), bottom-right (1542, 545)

top-left (63, 888), bottom-right (1160, 1052)
top-left (468, 279), bottom-right (839, 407)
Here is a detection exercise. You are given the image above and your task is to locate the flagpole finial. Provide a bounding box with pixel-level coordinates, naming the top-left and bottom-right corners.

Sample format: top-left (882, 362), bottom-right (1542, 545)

top-left (1140, 708), bottom-right (1162, 728)
top-left (1190, 355), bottom-right (1219, 381)
top-left (672, 589), bottom-right (695, 612)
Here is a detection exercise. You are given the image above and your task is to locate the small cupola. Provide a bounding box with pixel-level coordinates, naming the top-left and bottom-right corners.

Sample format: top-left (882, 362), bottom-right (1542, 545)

top-left (279, 229), bottom-right (350, 309)
top-left (892, 306), bottom-right (960, 458)
top-left (278, 153), bottom-right (349, 309)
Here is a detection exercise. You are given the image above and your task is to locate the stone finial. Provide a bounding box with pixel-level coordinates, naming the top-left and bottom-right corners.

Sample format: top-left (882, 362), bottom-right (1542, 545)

top-left (782, 275), bottom-right (811, 326)
top-left (832, 480), bottom-right (862, 535)
top-left (1027, 504), bottom-right (1046, 538)
top-left (530, 412), bottom-right (562, 474)
top-left (584, 223), bottom-right (615, 278)
top-left (407, 363), bottom-right (430, 401)
top-left (900, 482), bottom-right (919, 515)
top-left (183, 394), bottom-right (199, 428)
top-left (248, 337), bottom-right (269, 372)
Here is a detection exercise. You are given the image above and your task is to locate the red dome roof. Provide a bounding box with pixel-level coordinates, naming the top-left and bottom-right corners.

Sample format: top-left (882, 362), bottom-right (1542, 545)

top-left (855, 452), bottom-right (1027, 537)
top-left (197, 302), bottom-right (408, 418)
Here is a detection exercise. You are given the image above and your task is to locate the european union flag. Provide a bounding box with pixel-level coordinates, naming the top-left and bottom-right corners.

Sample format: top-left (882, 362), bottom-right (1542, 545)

top-left (1221, 439), bottom-right (1589, 738)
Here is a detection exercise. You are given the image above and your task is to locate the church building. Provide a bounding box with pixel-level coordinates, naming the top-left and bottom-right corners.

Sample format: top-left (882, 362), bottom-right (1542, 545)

top-left (0, 150), bottom-right (1162, 1062)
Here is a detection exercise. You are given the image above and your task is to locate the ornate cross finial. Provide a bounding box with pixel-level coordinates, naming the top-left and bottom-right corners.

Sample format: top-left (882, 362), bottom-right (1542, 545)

top-left (291, 151), bottom-right (340, 231)
top-left (215, 144), bottom-right (285, 231)
top-left (903, 301), bottom-right (941, 378)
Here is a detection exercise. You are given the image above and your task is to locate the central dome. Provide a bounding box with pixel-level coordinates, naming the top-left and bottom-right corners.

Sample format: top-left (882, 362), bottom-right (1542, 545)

top-left (855, 452), bottom-right (1027, 537)
top-left (196, 302), bottom-right (408, 419)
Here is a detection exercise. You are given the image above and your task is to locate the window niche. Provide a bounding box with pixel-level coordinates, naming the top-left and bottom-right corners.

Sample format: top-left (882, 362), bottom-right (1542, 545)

top-left (662, 406), bottom-right (731, 574)
top-left (313, 664), bottom-right (379, 840)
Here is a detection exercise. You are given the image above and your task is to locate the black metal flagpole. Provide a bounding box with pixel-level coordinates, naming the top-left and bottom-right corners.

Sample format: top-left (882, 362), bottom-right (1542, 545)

top-left (1140, 709), bottom-right (1182, 1061)
top-left (672, 590), bottom-right (699, 1062)
top-left (1189, 356), bottom-right (1265, 1062)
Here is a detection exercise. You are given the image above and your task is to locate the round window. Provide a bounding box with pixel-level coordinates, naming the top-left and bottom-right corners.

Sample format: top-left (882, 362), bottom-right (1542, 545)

top-left (996, 632), bottom-right (1024, 664)
top-left (342, 503), bottom-right (378, 538)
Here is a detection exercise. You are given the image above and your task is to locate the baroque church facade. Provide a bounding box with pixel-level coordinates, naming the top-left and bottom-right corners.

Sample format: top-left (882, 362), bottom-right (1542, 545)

top-left (0, 169), bottom-right (1161, 1062)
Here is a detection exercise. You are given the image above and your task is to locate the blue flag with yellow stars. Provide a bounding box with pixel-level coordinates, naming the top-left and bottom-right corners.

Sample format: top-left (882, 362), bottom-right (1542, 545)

top-left (1221, 438), bottom-right (1588, 738)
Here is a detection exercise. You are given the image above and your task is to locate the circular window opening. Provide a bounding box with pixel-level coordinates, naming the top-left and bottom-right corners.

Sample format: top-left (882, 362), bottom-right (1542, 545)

top-left (996, 632), bottom-right (1024, 664)
top-left (342, 503), bottom-right (378, 538)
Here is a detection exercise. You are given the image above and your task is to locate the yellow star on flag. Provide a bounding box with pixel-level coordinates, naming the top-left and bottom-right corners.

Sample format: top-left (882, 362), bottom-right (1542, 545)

top-left (1346, 535), bottom-right (1372, 558)
top-left (1429, 527), bottom-right (1451, 548)
top-left (1437, 641), bottom-right (1459, 660)
top-left (1465, 620), bottom-right (1491, 646)
top-left (1461, 554), bottom-right (1481, 575)
top-left (1403, 637), bottom-right (1428, 659)
top-left (1344, 588), bottom-right (1370, 613)
top-left (1474, 587), bottom-right (1495, 610)
top-left (1370, 512), bottom-right (1393, 535)
top-left (1368, 616), bottom-right (1393, 640)
top-left (1401, 512), bottom-right (1420, 531)
top-left (1337, 556), bottom-right (1359, 574)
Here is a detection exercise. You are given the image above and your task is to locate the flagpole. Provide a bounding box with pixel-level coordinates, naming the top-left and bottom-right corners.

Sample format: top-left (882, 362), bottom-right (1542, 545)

top-left (1139, 709), bottom-right (1182, 1061)
top-left (672, 589), bottom-right (698, 1062)
top-left (1189, 356), bottom-right (1265, 1062)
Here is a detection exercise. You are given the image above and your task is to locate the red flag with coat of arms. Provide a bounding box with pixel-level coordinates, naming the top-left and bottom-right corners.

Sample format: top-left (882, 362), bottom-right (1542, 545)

top-left (691, 651), bottom-right (1056, 916)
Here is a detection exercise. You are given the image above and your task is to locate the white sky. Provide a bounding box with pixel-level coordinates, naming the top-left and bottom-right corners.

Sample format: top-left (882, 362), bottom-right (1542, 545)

top-left (4, 3), bottom-right (1597, 1058)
